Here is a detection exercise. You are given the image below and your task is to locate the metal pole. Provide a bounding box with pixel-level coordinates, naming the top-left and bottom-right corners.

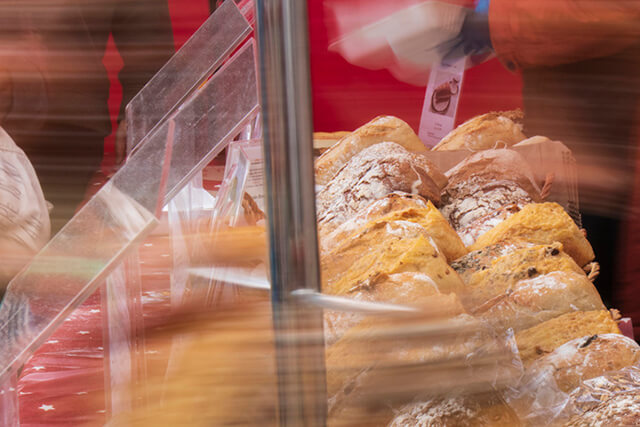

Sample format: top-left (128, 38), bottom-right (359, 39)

top-left (255, 0), bottom-right (327, 426)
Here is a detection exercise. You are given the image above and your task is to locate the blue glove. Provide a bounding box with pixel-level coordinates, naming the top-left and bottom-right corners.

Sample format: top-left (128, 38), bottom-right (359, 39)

top-left (439, 0), bottom-right (492, 66)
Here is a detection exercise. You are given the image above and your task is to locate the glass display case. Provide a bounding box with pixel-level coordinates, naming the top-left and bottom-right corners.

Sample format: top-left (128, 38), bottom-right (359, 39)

top-left (2, 0), bottom-right (639, 425)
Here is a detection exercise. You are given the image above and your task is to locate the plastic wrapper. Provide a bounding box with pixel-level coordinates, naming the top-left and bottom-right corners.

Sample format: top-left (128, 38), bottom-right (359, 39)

top-left (503, 335), bottom-right (640, 426)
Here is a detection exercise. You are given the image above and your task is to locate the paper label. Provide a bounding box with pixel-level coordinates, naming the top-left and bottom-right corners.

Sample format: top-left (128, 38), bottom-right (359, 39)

top-left (419, 56), bottom-right (468, 147)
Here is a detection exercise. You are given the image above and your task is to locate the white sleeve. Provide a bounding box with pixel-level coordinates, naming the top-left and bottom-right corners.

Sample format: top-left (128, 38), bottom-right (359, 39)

top-left (0, 127), bottom-right (50, 283)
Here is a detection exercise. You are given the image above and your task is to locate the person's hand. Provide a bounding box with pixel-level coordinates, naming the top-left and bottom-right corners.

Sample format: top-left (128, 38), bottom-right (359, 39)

top-left (115, 120), bottom-right (127, 166)
top-left (439, 0), bottom-right (492, 66)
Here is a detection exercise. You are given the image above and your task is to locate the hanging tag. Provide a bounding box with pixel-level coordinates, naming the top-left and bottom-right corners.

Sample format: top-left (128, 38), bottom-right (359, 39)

top-left (419, 56), bottom-right (468, 147)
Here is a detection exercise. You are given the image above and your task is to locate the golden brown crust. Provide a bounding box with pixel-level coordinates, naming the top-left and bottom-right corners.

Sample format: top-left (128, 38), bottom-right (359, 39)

top-left (315, 116), bottom-right (427, 185)
top-left (473, 271), bottom-right (605, 333)
top-left (321, 200), bottom-right (468, 262)
top-left (529, 334), bottom-right (640, 393)
top-left (460, 242), bottom-right (586, 311)
top-left (432, 110), bottom-right (526, 152)
top-left (516, 310), bottom-right (622, 366)
top-left (321, 219), bottom-right (464, 297)
top-left (469, 203), bottom-right (595, 267)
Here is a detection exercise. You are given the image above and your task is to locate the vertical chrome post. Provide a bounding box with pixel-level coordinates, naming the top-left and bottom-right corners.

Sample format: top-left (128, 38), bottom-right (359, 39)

top-left (255, 0), bottom-right (327, 425)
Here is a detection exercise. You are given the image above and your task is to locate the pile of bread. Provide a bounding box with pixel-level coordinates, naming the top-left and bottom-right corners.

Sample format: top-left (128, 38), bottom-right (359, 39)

top-left (314, 113), bottom-right (640, 426)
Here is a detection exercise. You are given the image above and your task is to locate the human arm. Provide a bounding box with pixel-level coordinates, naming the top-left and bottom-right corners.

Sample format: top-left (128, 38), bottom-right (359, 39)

top-left (489, 0), bottom-right (640, 69)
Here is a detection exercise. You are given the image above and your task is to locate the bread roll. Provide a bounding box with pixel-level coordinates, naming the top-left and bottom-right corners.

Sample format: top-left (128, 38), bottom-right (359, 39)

top-left (321, 219), bottom-right (464, 297)
top-left (529, 334), bottom-right (640, 393)
top-left (469, 203), bottom-right (595, 267)
top-left (460, 242), bottom-right (586, 310)
top-left (316, 142), bottom-right (446, 235)
top-left (516, 310), bottom-right (622, 365)
top-left (322, 199), bottom-right (468, 262)
top-left (315, 116), bottom-right (427, 186)
top-left (432, 110), bottom-right (526, 151)
top-left (389, 393), bottom-right (521, 427)
top-left (474, 271), bottom-right (605, 333)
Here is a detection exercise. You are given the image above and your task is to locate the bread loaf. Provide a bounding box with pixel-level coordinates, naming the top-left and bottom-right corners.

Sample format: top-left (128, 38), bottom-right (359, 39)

top-left (516, 310), bottom-right (621, 365)
top-left (564, 393), bottom-right (640, 427)
top-left (321, 200), bottom-right (467, 262)
top-left (440, 150), bottom-right (542, 245)
top-left (432, 110), bottom-right (526, 151)
top-left (460, 242), bottom-right (586, 310)
top-left (474, 271), bottom-right (605, 333)
top-left (388, 393), bottom-right (521, 427)
top-left (324, 289), bottom-right (465, 345)
top-left (321, 219), bottom-right (464, 297)
top-left (470, 203), bottom-right (595, 267)
top-left (451, 241), bottom-right (533, 284)
top-left (529, 334), bottom-right (640, 393)
top-left (316, 142), bottom-right (446, 235)
top-left (444, 149), bottom-right (541, 198)
top-left (567, 366), bottom-right (640, 416)
top-left (315, 116), bottom-right (427, 186)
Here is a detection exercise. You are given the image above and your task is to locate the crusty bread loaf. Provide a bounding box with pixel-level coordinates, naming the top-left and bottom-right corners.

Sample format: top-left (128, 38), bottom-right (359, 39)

top-left (564, 393), bottom-right (640, 427)
top-left (315, 116), bottom-right (427, 186)
top-left (516, 310), bottom-right (622, 365)
top-left (319, 192), bottom-right (429, 249)
top-left (324, 288), bottom-right (465, 345)
top-left (321, 219), bottom-right (465, 297)
top-left (460, 242), bottom-right (586, 310)
top-left (321, 200), bottom-right (468, 262)
top-left (470, 203), bottom-right (595, 267)
top-left (474, 271), bottom-right (605, 333)
top-left (440, 150), bottom-right (542, 246)
top-left (514, 135), bottom-right (553, 147)
top-left (567, 366), bottom-right (640, 416)
top-left (432, 110), bottom-right (526, 151)
top-left (529, 334), bottom-right (640, 393)
top-left (316, 142), bottom-right (447, 235)
top-left (451, 241), bottom-right (533, 284)
top-left (326, 313), bottom-right (493, 424)
top-left (444, 149), bottom-right (541, 198)
top-left (388, 393), bottom-right (521, 427)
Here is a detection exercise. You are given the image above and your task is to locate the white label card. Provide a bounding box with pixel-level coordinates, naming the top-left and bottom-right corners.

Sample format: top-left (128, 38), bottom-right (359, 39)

top-left (419, 56), bottom-right (468, 147)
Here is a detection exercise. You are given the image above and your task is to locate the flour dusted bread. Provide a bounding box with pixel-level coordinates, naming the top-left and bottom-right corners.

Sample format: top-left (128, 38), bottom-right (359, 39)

top-left (317, 142), bottom-right (447, 235)
top-left (321, 219), bottom-right (464, 297)
top-left (321, 199), bottom-right (467, 261)
top-left (432, 110), bottom-right (526, 151)
top-left (440, 150), bottom-right (542, 246)
top-left (564, 393), bottom-right (640, 427)
top-left (460, 242), bottom-right (585, 310)
top-left (529, 334), bottom-right (640, 393)
top-left (444, 149), bottom-right (541, 198)
top-left (516, 310), bottom-right (621, 365)
top-left (324, 287), bottom-right (465, 345)
top-left (451, 241), bottom-right (533, 284)
top-left (474, 271), bottom-right (605, 333)
top-left (389, 393), bottom-right (521, 427)
top-left (469, 203), bottom-right (595, 266)
top-left (315, 116), bottom-right (427, 186)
